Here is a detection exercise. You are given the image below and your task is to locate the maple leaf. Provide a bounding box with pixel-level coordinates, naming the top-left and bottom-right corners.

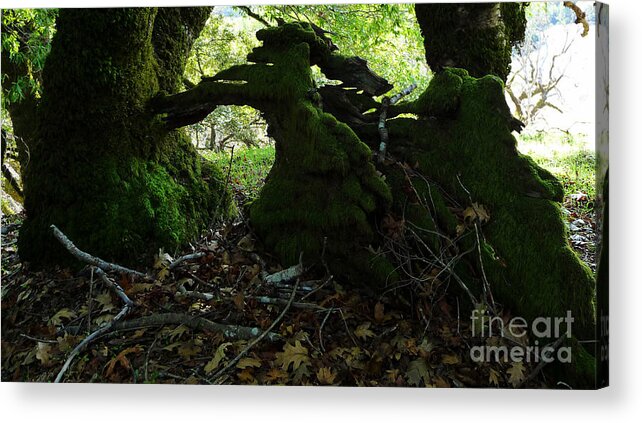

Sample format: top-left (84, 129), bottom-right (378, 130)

top-left (275, 341), bottom-right (310, 371)
top-left (316, 367), bottom-right (337, 385)
top-left (237, 357), bottom-right (262, 369)
top-left (488, 368), bottom-right (501, 387)
top-left (406, 358), bottom-right (430, 387)
top-left (95, 293), bottom-right (116, 313)
top-left (463, 202), bottom-right (490, 225)
top-left (507, 362), bottom-right (526, 387)
top-left (48, 308), bottom-right (77, 326)
top-left (204, 342), bottom-right (232, 374)
top-left (354, 322), bottom-right (375, 341)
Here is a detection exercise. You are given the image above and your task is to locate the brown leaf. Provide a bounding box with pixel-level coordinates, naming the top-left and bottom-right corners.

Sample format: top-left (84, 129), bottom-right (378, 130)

top-left (316, 367), bottom-right (337, 385)
top-left (275, 341), bottom-right (310, 371)
top-left (507, 362), bottom-right (526, 387)
top-left (374, 302), bottom-right (385, 324)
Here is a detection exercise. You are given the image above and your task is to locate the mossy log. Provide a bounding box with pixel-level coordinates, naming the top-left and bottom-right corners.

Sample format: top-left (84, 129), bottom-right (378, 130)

top-left (18, 8), bottom-right (234, 266)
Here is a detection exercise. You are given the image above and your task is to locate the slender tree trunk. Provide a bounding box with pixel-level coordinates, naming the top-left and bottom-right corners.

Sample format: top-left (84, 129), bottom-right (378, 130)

top-left (19, 8), bottom-right (233, 266)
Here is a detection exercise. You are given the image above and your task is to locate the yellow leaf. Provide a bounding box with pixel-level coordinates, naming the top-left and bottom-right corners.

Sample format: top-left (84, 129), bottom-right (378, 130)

top-left (237, 357), bottom-right (262, 369)
top-left (507, 361), bottom-right (526, 387)
top-left (274, 341), bottom-right (310, 371)
top-left (48, 308), bottom-right (77, 326)
top-left (237, 368), bottom-right (255, 383)
top-left (316, 367), bottom-right (337, 385)
top-left (204, 342), bottom-right (232, 374)
top-left (354, 322), bottom-right (375, 341)
top-left (167, 325), bottom-right (189, 342)
top-left (489, 368), bottom-right (501, 387)
top-left (95, 293), bottom-right (115, 313)
top-left (35, 342), bottom-right (52, 367)
top-left (463, 202), bottom-right (490, 225)
top-left (441, 354), bottom-right (460, 365)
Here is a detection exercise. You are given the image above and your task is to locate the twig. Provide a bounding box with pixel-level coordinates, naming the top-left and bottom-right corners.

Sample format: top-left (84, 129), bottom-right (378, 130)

top-left (209, 278), bottom-right (301, 383)
top-left (263, 253), bottom-right (304, 284)
top-left (177, 285), bottom-right (215, 301)
top-left (378, 84), bottom-right (417, 163)
top-left (169, 252), bottom-right (206, 270)
top-left (109, 313), bottom-right (281, 342)
top-left (50, 225), bottom-right (148, 279)
top-left (318, 307), bottom-right (334, 352)
top-left (248, 295), bottom-right (324, 310)
top-left (94, 267), bottom-right (134, 307)
top-left (55, 303), bottom-right (133, 382)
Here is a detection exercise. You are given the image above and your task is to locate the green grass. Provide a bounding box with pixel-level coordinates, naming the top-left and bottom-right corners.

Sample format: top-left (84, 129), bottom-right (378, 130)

top-left (203, 145), bottom-right (275, 202)
top-left (517, 131), bottom-right (595, 215)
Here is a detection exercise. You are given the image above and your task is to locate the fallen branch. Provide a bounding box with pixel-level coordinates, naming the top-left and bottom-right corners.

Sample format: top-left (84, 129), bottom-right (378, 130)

top-left (109, 313), bottom-right (281, 342)
top-left (378, 84), bottom-right (417, 163)
top-left (50, 224), bottom-right (149, 279)
top-left (169, 252), bottom-right (207, 270)
top-left (209, 278), bottom-right (300, 383)
top-left (94, 267), bottom-right (134, 307)
top-left (55, 302), bottom-right (133, 383)
top-left (263, 253), bottom-right (304, 284)
top-left (177, 285), bottom-right (215, 301)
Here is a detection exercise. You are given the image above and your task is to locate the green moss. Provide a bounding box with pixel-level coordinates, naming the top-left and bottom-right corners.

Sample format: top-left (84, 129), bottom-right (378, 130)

top-left (19, 8), bottom-right (233, 266)
top-left (203, 23), bottom-right (396, 284)
top-left (384, 69), bottom-right (596, 385)
top-left (415, 3), bottom-right (527, 81)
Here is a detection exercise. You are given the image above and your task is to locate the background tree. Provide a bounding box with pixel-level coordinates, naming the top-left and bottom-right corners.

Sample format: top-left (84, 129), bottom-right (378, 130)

top-left (17, 8), bottom-right (233, 265)
top-left (414, 2), bottom-right (528, 81)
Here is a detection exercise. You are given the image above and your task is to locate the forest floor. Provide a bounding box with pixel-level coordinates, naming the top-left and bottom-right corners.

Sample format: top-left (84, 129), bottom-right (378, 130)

top-left (1, 134), bottom-right (598, 387)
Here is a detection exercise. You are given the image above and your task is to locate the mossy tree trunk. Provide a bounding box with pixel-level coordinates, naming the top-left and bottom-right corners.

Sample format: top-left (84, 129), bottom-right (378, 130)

top-left (414, 2), bottom-right (527, 81)
top-left (18, 8), bottom-right (233, 266)
top-left (153, 21), bottom-right (597, 386)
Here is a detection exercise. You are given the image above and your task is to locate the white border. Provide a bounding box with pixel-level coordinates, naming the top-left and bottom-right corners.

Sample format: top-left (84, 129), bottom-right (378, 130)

top-left (2, 0), bottom-right (641, 421)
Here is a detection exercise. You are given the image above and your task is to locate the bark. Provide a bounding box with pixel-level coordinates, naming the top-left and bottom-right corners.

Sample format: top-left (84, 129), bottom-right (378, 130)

top-left (414, 3), bottom-right (527, 81)
top-left (19, 8), bottom-right (233, 266)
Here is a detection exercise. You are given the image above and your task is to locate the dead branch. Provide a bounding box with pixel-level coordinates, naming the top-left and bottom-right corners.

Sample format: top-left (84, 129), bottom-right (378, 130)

top-left (50, 224), bottom-right (149, 280)
top-left (263, 253), bottom-right (304, 284)
top-left (169, 251), bottom-right (206, 270)
top-left (515, 334), bottom-right (568, 388)
top-left (564, 1), bottom-right (589, 37)
top-left (109, 313), bottom-right (281, 342)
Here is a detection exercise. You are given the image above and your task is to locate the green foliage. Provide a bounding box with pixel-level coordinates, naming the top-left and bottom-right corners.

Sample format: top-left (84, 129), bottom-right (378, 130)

top-left (205, 145), bottom-right (275, 201)
top-left (1, 8), bottom-right (57, 107)
top-left (257, 4), bottom-right (429, 96)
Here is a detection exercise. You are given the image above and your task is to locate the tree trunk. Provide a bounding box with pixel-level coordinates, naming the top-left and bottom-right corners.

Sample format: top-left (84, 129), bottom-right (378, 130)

top-left (18, 8), bottom-right (233, 266)
top-left (414, 3), bottom-right (527, 81)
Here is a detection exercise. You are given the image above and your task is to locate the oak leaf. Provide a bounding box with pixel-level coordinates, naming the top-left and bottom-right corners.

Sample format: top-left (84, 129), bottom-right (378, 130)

top-left (275, 341), bottom-right (310, 371)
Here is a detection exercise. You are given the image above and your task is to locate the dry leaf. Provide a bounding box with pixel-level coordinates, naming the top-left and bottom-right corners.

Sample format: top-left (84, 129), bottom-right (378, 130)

top-left (275, 341), bottom-right (310, 371)
top-left (204, 342), bottom-right (232, 374)
top-left (374, 302), bottom-right (385, 323)
top-left (354, 322), bottom-right (375, 341)
top-left (441, 354), bottom-right (460, 365)
top-left (316, 367), bottom-right (337, 385)
top-left (236, 357), bottom-right (262, 369)
top-left (48, 308), bottom-right (77, 326)
top-left (507, 361), bottom-right (526, 387)
top-left (489, 368), bottom-right (501, 387)
top-left (35, 342), bottom-right (52, 367)
top-left (463, 202), bottom-right (490, 225)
